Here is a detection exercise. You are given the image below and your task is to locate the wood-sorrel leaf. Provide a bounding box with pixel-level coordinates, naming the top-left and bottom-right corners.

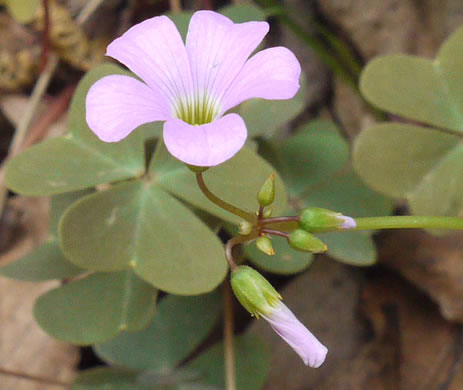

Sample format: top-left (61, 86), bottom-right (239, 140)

top-left (186, 335), bottom-right (270, 390)
top-left (353, 123), bottom-right (459, 198)
top-left (95, 291), bottom-right (221, 371)
top-left (0, 190), bottom-right (91, 281)
top-left (59, 180), bottom-right (227, 294)
top-left (220, 3), bottom-right (266, 23)
top-left (280, 120), bottom-right (349, 195)
top-left (34, 270), bottom-right (157, 345)
top-left (4, 64), bottom-right (147, 196)
top-left (355, 26), bottom-right (463, 218)
top-left (0, 241), bottom-right (82, 281)
top-left (360, 26), bottom-right (463, 133)
top-left (71, 367), bottom-right (145, 390)
top-left (353, 120), bottom-right (463, 217)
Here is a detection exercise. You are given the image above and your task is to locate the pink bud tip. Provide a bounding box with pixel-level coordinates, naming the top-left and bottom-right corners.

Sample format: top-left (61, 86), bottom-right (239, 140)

top-left (339, 215), bottom-right (357, 230)
top-left (263, 302), bottom-right (328, 368)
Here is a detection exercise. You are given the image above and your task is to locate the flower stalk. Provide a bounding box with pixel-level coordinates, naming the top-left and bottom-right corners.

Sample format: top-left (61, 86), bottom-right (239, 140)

top-left (351, 215), bottom-right (463, 232)
top-left (224, 281), bottom-right (237, 390)
top-left (196, 172), bottom-right (255, 223)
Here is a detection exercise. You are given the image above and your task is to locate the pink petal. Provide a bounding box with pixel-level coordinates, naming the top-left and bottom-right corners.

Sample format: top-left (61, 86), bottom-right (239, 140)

top-left (163, 113), bottom-right (247, 167)
top-left (106, 16), bottom-right (193, 110)
top-left (222, 47), bottom-right (302, 112)
top-left (263, 302), bottom-right (328, 368)
top-left (186, 11), bottom-right (269, 105)
top-left (86, 75), bottom-right (170, 142)
top-left (338, 215), bottom-right (357, 230)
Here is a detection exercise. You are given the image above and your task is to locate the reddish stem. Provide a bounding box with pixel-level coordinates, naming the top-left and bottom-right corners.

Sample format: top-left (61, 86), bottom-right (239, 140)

top-left (40, 0), bottom-right (51, 71)
top-left (261, 228), bottom-right (290, 239)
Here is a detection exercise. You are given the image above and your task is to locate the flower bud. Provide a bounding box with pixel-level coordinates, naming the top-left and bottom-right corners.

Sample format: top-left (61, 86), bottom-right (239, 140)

top-left (231, 265), bottom-right (328, 368)
top-left (299, 207), bottom-right (356, 232)
top-left (238, 220), bottom-right (253, 235)
top-left (230, 266), bottom-right (281, 317)
top-left (288, 229), bottom-right (327, 253)
top-left (256, 236), bottom-right (275, 256)
top-left (264, 301), bottom-right (328, 368)
top-left (262, 207), bottom-right (273, 218)
top-left (257, 173), bottom-right (275, 207)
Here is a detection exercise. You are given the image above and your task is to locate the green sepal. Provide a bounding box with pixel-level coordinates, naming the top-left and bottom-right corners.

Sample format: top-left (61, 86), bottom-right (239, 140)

top-left (230, 266), bottom-right (281, 318)
top-left (186, 164), bottom-right (209, 173)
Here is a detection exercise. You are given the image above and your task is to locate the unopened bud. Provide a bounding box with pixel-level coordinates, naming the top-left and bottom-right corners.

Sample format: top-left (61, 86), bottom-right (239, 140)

top-left (256, 236), bottom-right (275, 256)
top-left (257, 174), bottom-right (275, 207)
top-left (231, 266), bottom-right (281, 317)
top-left (299, 207), bottom-right (356, 232)
top-left (238, 220), bottom-right (253, 235)
top-left (231, 267), bottom-right (328, 368)
top-left (262, 207), bottom-right (273, 218)
top-left (288, 229), bottom-right (327, 253)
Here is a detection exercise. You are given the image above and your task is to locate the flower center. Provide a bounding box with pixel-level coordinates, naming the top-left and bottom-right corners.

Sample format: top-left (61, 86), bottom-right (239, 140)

top-left (174, 92), bottom-right (221, 125)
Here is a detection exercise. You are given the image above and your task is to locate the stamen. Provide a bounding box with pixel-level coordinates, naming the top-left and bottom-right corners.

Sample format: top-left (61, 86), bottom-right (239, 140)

top-left (174, 92), bottom-right (221, 125)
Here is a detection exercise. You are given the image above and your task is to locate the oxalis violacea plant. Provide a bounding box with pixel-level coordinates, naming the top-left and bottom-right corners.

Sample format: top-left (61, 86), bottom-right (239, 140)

top-left (84, 10), bottom-right (463, 369)
top-left (4, 7), bottom-right (463, 390)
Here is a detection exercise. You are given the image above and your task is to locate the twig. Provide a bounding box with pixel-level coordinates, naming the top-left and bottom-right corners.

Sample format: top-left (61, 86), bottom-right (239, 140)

top-left (0, 53), bottom-right (59, 214)
top-left (22, 84), bottom-right (76, 149)
top-left (261, 228), bottom-right (290, 239)
top-left (8, 54), bottom-right (59, 157)
top-left (169, 0), bottom-right (182, 14)
top-left (259, 216), bottom-right (299, 226)
top-left (223, 282), bottom-right (237, 390)
top-left (0, 0), bottom-right (106, 216)
top-left (76, 0), bottom-right (106, 25)
top-left (40, 0), bottom-right (51, 70)
top-left (200, 0), bottom-right (213, 9)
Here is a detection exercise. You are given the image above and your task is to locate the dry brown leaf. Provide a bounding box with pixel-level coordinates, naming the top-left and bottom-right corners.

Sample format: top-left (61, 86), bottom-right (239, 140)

top-left (379, 230), bottom-right (463, 323)
top-left (0, 196), bottom-right (49, 267)
top-left (0, 196), bottom-right (78, 389)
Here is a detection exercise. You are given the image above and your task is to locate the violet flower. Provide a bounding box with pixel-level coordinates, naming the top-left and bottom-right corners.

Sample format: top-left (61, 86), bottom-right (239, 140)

top-left (231, 265), bottom-right (328, 368)
top-left (86, 10), bottom-right (301, 166)
top-left (262, 301), bottom-right (328, 368)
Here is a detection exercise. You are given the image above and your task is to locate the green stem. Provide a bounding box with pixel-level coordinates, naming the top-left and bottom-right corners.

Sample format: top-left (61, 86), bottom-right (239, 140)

top-left (261, 228), bottom-right (290, 239)
top-left (223, 281), bottom-right (237, 390)
top-left (259, 216), bottom-right (300, 225)
top-left (226, 234), bottom-right (258, 270)
top-left (351, 216), bottom-right (463, 232)
top-left (195, 173), bottom-right (255, 223)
